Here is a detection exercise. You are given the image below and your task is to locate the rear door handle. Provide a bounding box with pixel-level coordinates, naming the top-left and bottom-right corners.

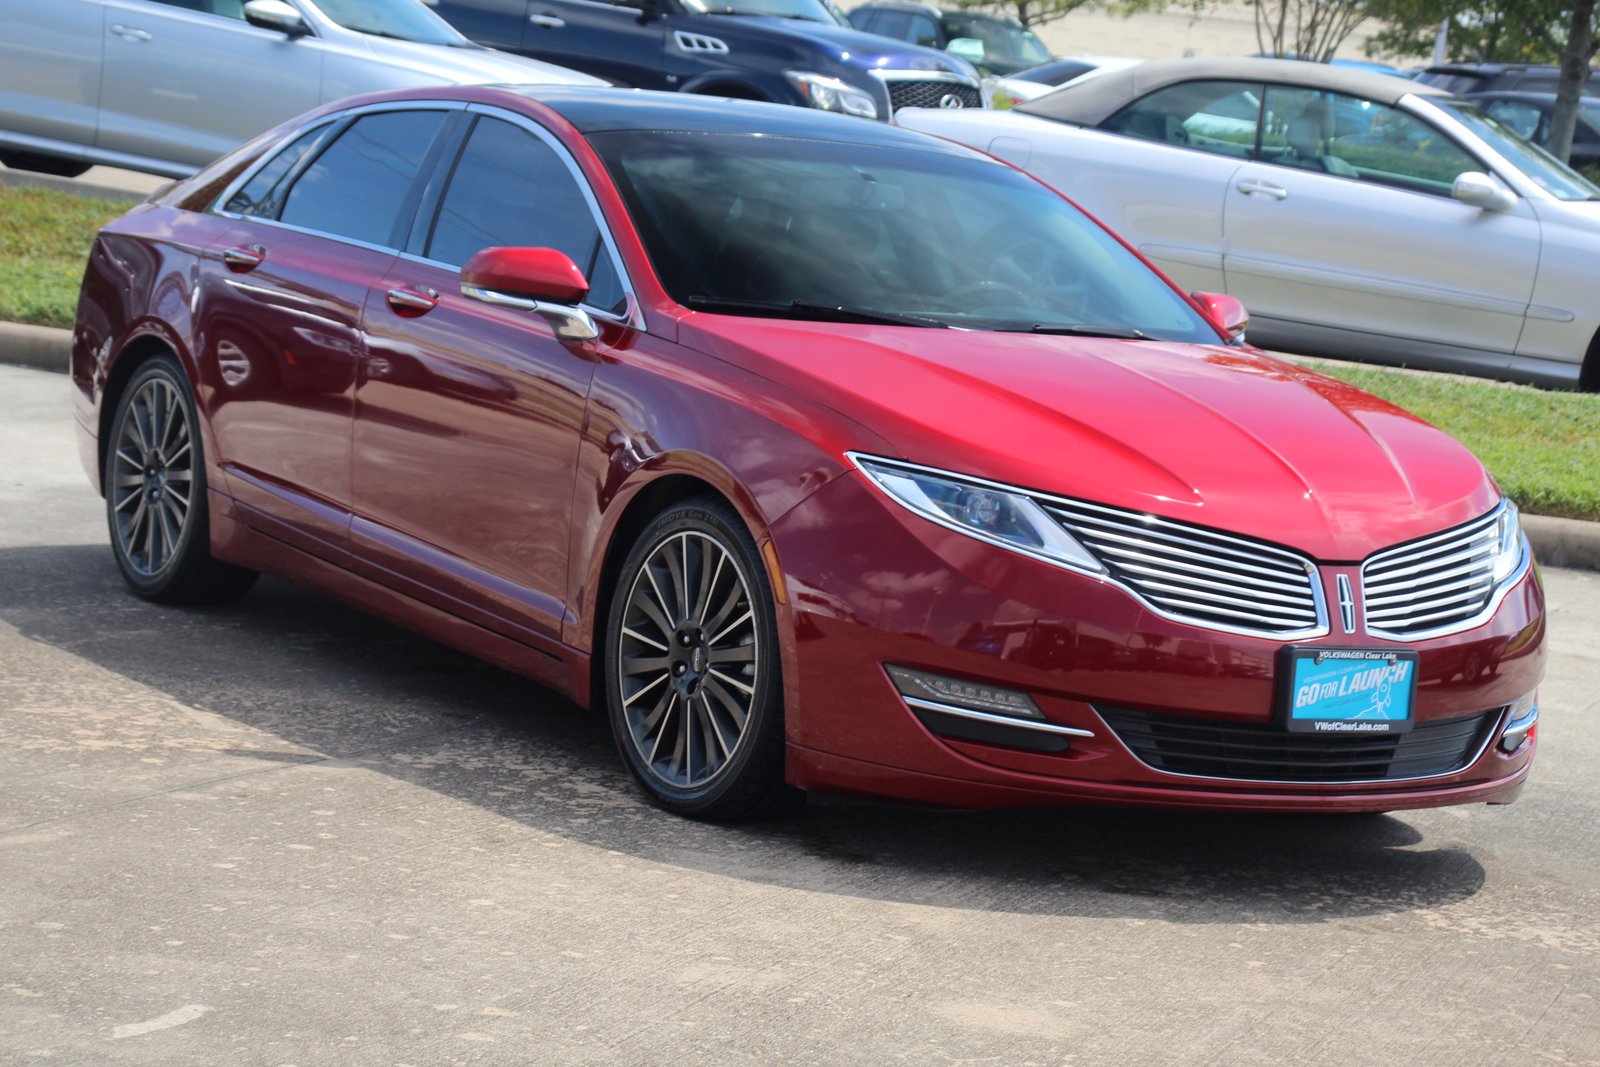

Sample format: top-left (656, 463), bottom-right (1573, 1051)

top-left (386, 287), bottom-right (439, 317)
top-left (528, 12), bottom-right (566, 28)
top-left (222, 245), bottom-right (265, 272)
top-left (110, 23), bottom-right (153, 41)
top-left (1235, 179), bottom-right (1288, 200)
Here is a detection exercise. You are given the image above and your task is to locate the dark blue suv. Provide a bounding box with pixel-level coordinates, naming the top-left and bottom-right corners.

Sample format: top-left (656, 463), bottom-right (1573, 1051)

top-left (429, 0), bottom-right (986, 121)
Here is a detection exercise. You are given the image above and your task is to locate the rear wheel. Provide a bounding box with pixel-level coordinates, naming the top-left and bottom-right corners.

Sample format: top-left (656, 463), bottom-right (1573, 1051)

top-left (604, 499), bottom-right (794, 820)
top-left (105, 355), bottom-right (257, 604)
top-left (0, 149), bottom-right (91, 178)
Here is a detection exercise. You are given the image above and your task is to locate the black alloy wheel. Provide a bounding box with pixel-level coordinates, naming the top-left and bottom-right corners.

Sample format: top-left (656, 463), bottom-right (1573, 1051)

top-left (105, 355), bottom-right (256, 604)
top-left (605, 499), bottom-right (793, 819)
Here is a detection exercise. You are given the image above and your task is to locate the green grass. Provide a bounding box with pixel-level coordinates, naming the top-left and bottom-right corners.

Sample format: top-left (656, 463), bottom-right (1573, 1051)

top-left (1307, 361), bottom-right (1600, 521)
top-left (0, 185), bottom-right (128, 328)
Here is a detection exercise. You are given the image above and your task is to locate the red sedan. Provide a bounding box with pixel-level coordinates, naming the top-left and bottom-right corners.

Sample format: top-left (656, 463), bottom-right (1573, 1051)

top-left (72, 86), bottom-right (1543, 820)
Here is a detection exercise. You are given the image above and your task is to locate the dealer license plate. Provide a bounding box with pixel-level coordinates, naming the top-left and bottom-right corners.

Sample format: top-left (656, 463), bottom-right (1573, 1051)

top-left (1278, 647), bottom-right (1418, 735)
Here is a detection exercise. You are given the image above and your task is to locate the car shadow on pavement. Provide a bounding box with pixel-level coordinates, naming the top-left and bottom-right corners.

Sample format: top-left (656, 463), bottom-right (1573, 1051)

top-left (1, 543), bottom-right (1487, 923)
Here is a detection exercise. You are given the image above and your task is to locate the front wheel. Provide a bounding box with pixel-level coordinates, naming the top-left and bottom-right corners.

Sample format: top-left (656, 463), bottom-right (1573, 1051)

top-left (604, 499), bottom-right (794, 820)
top-left (105, 354), bottom-right (257, 604)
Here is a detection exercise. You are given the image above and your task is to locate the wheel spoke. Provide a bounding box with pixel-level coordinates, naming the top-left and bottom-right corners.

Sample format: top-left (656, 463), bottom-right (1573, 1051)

top-left (641, 564), bottom-right (676, 632)
top-left (708, 667), bottom-right (754, 697)
top-left (692, 549), bottom-right (726, 624)
top-left (708, 643), bottom-right (755, 665)
top-left (623, 671), bottom-right (669, 709)
top-left (698, 695), bottom-right (734, 763)
top-left (622, 626), bottom-right (667, 652)
top-left (709, 609), bottom-right (753, 647)
top-left (702, 676), bottom-right (750, 733)
top-left (647, 694), bottom-right (678, 765)
top-left (622, 653), bottom-right (672, 675)
top-left (703, 580), bottom-right (746, 641)
top-left (662, 534), bottom-right (690, 623)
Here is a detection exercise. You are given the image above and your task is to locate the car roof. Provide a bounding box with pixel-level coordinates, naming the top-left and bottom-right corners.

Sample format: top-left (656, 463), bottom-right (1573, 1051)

top-left (506, 85), bottom-right (981, 154)
top-left (1465, 89), bottom-right (1600, 106)
top-left (852, 0), bottom-right (944, 13)
top-left (1017, 57), bottom-right (1450, 125)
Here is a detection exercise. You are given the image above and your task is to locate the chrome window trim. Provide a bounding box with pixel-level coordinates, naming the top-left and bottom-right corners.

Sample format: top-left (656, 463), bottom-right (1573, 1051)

top-left (207, 100), bottom-right (644, 332)
top-left (848, 452), bottom-right (1330, 641)
top-left (1098, 704), bottom-right (1508, 788)
top-left (903, 697), bottom-right (1096, 739)
top-left (1360, 504), bottom-right (1531, 642)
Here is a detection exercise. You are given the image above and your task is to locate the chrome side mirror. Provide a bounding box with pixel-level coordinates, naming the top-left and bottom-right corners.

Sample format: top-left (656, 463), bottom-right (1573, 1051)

top-left (243, 0), bottom-right (311, 36)
top-left (1452, 172), bottom-right (1515, 212)
top-left (460, 246), bottom-right (599, 343)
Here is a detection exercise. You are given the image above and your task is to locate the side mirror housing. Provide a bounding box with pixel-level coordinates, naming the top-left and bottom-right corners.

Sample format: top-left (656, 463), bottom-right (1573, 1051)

top-left (1452, 171), bottom-right (1515, 212)
top-left (1190, 291), bottom-right (1250, 341)
top-left (243, 0), bottom-right (311, 36)
top-left (461, 247), bottom-right (598, 342)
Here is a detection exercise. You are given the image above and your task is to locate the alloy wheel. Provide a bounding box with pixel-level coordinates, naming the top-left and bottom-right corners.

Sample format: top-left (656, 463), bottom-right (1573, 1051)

top-left (109, 375), bottom-right (194, 577)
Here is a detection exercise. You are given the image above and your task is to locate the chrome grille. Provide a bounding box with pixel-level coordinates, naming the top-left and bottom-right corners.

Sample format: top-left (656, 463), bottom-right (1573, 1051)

top-left (1362, 509), bottom-right (1502, 638)
top-left (883, 79), bottom-right (983, 112)
top-left (1043, 500), bottom-right (1324, 637)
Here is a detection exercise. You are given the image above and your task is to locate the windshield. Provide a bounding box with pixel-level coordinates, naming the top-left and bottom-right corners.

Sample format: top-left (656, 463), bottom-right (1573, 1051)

top-left (592, 131), bottom-right (1221, 342)
top-left (1435, 99), bottom-right (1600, 201)
top-left (310, 0), bottom-right (471, 45)
top-left (680, 0), bottom-right (839, 23)
top-left (941, 14), bottom-right (1051, 76)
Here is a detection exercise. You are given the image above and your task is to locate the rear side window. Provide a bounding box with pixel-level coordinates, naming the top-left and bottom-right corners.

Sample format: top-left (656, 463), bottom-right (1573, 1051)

top-left (1104, 80), bottom-right (1262, 157)
top-left (223, 126), bottom-right (328, 218)
top-left (278, 110), bottom-right (447, 247)
top-left (425, 116), bottom-right (625, 314)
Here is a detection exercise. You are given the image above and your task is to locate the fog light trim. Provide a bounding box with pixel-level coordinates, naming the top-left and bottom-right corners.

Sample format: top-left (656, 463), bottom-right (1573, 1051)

top-left (1498, 699), bottom-right (1538, 753)
top-left (902, 696), bottom-right (1095, 739)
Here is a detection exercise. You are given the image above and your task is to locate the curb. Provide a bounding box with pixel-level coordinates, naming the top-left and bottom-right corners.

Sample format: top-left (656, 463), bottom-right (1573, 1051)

top-left (4, 320), bottom-right (1598, 572)
top-left (0, 320), bottom-right (71, 374)
top-left (0, 168), bottom-right (155, 204)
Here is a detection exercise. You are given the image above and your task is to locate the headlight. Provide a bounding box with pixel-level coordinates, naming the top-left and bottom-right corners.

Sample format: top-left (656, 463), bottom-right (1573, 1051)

top-left (852, 455), bottom-right (1103, 574)
top-left (785, 71), bottom-right (880, 120)
top-left (1492, 499), bottom-right (1525, 584)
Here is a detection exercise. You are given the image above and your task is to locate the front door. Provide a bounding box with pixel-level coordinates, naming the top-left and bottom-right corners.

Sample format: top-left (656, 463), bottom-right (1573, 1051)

top-left (1223, 87), bottom-right (1540, 356)
top-left (352, 110), bottom-right (636, 644)
top-left (515, 0), bottom-right (669, 89)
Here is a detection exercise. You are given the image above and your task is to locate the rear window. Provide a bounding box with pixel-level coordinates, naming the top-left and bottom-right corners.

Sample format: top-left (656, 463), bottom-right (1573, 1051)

top-left (278, 110), bottom-right (447, 247)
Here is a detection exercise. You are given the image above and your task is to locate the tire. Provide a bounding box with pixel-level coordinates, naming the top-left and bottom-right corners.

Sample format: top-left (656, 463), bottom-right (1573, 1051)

top-left (0, 149), bottom-right (91, 178)
top-left (104, 354), bottom-right (257, 605)
top-left (604, 498), bottom-right (796, 820)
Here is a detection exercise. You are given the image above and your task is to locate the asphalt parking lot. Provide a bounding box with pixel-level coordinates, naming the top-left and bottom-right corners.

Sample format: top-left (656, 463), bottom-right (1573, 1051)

top-left (2, 362), bottom-right (1597, 1066)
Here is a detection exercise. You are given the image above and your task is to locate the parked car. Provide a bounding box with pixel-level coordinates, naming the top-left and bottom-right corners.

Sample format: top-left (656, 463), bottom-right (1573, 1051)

top-left (1466, 90), bottom-right (1600, 174)
top-left (0, 0), bottom-right (601, 179)
top-left (899, 57), bottom-right (1600, 390)
top-left (847, 1), bottom-right (1050, 77)
top-left (73, 85), bottom-right (1542, 819)
top-left (1415, 62), bottom-right (1600, 97)
top-left (992, 55), bottom-right (1142, 107)
top-left (427, 0), bottom-right (985, 120)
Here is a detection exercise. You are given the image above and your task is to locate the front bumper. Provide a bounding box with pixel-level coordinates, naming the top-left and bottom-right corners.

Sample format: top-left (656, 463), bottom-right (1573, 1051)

top-left (768, 471), bottom-right (1544, 812)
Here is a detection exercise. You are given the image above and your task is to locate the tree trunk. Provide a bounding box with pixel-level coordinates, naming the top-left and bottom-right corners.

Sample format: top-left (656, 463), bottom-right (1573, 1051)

top-left (1547, 0), bottom-right (1595, 163)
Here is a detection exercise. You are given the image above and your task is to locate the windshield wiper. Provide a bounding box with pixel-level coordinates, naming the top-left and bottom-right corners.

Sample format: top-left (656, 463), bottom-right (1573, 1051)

top-left (685, 296), bottom-right (950, 328)
top-left (1024, 323), bottom-right (1148, 339)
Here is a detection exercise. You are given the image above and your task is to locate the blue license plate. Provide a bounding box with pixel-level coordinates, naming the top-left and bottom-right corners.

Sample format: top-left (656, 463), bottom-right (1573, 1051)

top-left (1279, 647), bottom-right (1418, 734)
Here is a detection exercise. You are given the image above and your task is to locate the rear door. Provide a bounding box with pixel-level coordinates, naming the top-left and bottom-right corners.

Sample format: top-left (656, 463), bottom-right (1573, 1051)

top-left (1223, 86), bottom-right (1540, 355)
top-left (0, 0), bottom-right (104, 153)
top-left (351, 107), bottom-right (637, 645)
top-left (198, 106), bottom-right (456, 557)
top-left (98, 0), bottom-right (321, 171)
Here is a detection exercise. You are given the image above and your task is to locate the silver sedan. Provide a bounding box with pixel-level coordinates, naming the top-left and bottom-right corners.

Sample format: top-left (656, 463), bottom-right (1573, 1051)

top-left (899, 58), bottom-right (1600, 390)
top-left (0, 0), bottom-right (603, 179)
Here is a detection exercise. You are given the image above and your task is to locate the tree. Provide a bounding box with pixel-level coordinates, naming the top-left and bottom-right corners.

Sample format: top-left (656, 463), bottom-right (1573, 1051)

top-left (1254, 0), bottom-right (1373, 63)
top-left (1364, 0), bottom-right (1599, 165)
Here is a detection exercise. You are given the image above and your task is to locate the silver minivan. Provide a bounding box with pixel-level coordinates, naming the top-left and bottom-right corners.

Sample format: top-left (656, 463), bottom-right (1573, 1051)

top-left (0, 0), bottom-right (603, 178)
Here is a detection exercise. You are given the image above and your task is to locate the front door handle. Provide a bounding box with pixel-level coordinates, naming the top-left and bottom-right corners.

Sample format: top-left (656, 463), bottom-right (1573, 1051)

top-left (1235, 179), bottom-right (1288, 200)
top-left (528, 12), bottom-right (566, 28)
top-left (222, 245), bottom-right (265, 272)
top-left (110, 23), bottom-right (153, 41)
top-left (386, 287), bottom-right (440, 317)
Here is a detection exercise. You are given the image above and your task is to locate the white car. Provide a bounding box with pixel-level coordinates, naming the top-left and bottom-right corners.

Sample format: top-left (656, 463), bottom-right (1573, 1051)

top-left (0, 0), bottom-right (603, 179)
top-left (992, 55), bottom-right (1142, 107)
top-left (900, 57), bottom-right (1600, 390)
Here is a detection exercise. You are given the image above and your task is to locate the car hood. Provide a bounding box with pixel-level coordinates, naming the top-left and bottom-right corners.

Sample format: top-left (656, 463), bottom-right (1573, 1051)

top-left (344, 34), bottom-right (606, 87)
top-left (679, 317), bottom-right (1499, 561)
top-left (723, 17), bottom-right (978, 76)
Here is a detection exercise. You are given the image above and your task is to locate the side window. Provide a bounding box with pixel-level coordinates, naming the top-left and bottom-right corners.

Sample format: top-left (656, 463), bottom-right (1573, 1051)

top-left (223, 126), bottom-right (329, 218)
top-left (426, 117), bottom-right (626, 314)
top-left (871, 11), bottom-right (910, 38)
top-left (142, 0), bottom-right (246, 17)
top-left (906, 14), bottom-right (941, 48)
top-left (278, 110), bottom-right (447, 247)
top-left (1483, 100), bottom-right (1542, 140)
top-left (1263, 86), bottom-right (1478, 194)
top-left (1103, 80), bottom-right (1261, 157)
top-left (850, 10), bottom-right (882, 32)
